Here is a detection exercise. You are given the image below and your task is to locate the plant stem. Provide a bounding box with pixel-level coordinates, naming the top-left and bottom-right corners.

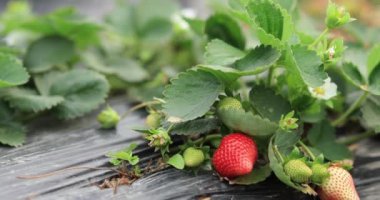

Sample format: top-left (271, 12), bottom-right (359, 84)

top-left (267, 66), bottom-right (275, 86)
top-left (337, 130), bottom-right (377, 145)
top-left (310, 28), bottom-right (329, 47)
top-left (332, 91), bottom-right (368, 127)
top-left (193, 134), bottom-right (222, 145)
top-left (298, 141), bottom-right (316, 161)
top-left (121, 100), bottom-right (162, 119)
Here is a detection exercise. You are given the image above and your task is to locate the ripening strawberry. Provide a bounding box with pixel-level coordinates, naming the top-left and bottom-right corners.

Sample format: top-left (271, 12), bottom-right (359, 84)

top-left (318, 166), bottom-right (360, 200)
top-left (212, 133), bottom-right (258, 178)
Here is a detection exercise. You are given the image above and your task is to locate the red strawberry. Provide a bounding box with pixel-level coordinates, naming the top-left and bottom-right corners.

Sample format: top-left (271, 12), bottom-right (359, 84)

top-left (318, 166), bottom-right (360, 200)
top-left (212, 133), bottom-right (258, 178)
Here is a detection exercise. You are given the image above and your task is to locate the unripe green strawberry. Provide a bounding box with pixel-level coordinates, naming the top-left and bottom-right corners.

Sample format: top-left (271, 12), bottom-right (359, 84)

top-left (217, 97), bottom-right (243, 111)
top-left (97, 106), bottom-right (120, 129)
top-left (318, 166), bottom-right (359, 200)
top-left (183, 147), bottom-right (205, 167)
top-left (284, 159), bottom-right (312, 183)
top-left (311, 164), bottom-right (329, 184)
top-left (146, 113), bottom-right (161, 129)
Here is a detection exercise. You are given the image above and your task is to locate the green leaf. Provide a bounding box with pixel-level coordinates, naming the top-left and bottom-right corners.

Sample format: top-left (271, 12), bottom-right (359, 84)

top-left (0, 121), bottom-right (26, 147)
top-left (230, 164), bottom-right (272, 185)
top-left (217, 106), bottom-right (278, 137)
top-left (170, 118), bottom-right (220, 135)
top-left (0, 53), bottom-right (29, 88)
top-left (307, 121), bottom-right (352, 160)
top-left (341, 62), bottom-right (366, 89)
top-left (268, 136), bottom-right (316, 195)
top-left (49, 69), bottom-right (110, 119)
top-left (249, 85), bottom-right (291, 122)
top-left (139, 18), bottom-right (173, 44)
top-left (274, 129), bottom-right (300, 155)
top-left (368, 64), bottom-right (380, 95)
top-left (107, 58), bottom-right (149, 83)
top-left (368, 44), bottom-right (380, 74)
top-left (234, 45), bottom-right (281, 73)
top-left (197, 65), bottom-right (242, 86)
top-left (167, 153), bottom-right (185, 169)
top-left (83, 51), bottom-right (149, 83)
top-left (205, 13), bottom-right (245, 49)
top-left (246, 0), bottom-right (293, 47)
top-left (204, 39), bottom-right (245, 66)
top-left (3, 88), bottom-right (64, 113)
top-left (183, 17), bottom-right (205, 35)
top-left (163, 69), bottom-right (223, 122)
top-left (24, 35), bottom-right (75, 73)
top-left (361, 96), bottom-right (380, 133)
top-left (135, 0), bottom-right (179, 29)
top-left (0, 102), bottom-right (12, 120)
top-left (286, 45), bottom-right (327, 88)
top-left (105, 0), bottom-right (135, 36)
top-left (33, 70), bottom-right (63, 96)
top-left (22, 8), bottom-right (101, 47)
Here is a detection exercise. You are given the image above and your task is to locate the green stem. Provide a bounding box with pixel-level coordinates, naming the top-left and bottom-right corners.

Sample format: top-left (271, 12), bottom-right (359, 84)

top-left (337, 130), bottom-right (377, 145)
top-left (298, 141), bottom-right (316, 161)
top-left (267, 66), bottom-right (275, 86)
top-left (121, 100), bottom-right (161, 119)
top-left (193, 134), bottom-right (222, 145)
top-left (309, 28), bottom-right (329, 47)
top-left (332, 91), bottom-right (368, 127)
top-left (274, 145), bottom-right (285, 163)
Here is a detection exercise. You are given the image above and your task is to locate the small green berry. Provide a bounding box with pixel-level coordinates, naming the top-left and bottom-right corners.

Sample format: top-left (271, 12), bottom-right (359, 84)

top-left (183, 147), bottom-right (205, 167)
top-left (217, 97), bottom-right (243, 111)
top-left (97, 106), bottom-right (120, 129)
top-left (284, 159), bottom-right (312, 183)
top-left (146, 113), bottom-right (161, 129)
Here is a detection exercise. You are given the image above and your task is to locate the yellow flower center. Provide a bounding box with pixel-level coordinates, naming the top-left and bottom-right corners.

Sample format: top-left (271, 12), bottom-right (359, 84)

top-left (313, 87), bottom-right (325, 96)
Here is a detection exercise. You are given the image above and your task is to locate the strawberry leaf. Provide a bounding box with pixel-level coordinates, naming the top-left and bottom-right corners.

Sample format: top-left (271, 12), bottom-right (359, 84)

top-left (24, 35), bottom-right (75, 73)
top-left (250, 85), bottom-right (292, 122)
top-left (167, 153), bottom-right (185, 169)
top-left (205, 13), bottom-right (245, 49)
top-left (341, 62), bottom-right (367, 89)
top-left (361, 96), bottom-right (380, 133)
top-left (197, 65), bottom-right (242, 86)
top-left (234, 45), bottom-right (281, 73)
top-left (170, 118), bottom-right (220, 135)
top-left (163, 69), bottom-right (223, 122)
top-left (217, 106), bottom-right (278, 137)
top-left (307, 121), bottom-right (352, 160)
top-left (3, 88), bottom-right (64, 113)
top-left (285, 45), bottom-right (327, 88)
top-left (83, 51), bottom-right (149, 83)
top-left (246, 0), bottom-right (294, 48)
top-left (204, 39), bottom-right (245, 66)
top-left (367, 44), bottom-right (380, 75)
top-left (33, 70), bottom-right (63, 96)
top-left (368, 64), bottom-right (380, 95)
top-left (0, 53), bottom-right (29, 88)
top-left (0, 121), bottom-right (26, 147)
top-left (230, 164), bottom-right (272, 185)
top-left (49, 69), bottom-right (110, 119)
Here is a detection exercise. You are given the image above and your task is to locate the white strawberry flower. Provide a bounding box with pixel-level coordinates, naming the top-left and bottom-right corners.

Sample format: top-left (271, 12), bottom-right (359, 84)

top-left (308, 77), bottom-right (337, 100)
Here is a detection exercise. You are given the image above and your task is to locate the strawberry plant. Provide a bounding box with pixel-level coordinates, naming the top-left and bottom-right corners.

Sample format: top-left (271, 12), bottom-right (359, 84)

top-left (0, 0), bottom-right (201, 146)
top-left (110, 0), bottom-right (380, 199)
